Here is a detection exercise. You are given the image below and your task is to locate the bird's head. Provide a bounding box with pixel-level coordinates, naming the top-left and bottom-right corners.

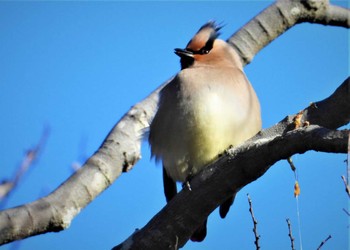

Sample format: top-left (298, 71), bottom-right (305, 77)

top-left (175, 21), bottom-right (240, 70)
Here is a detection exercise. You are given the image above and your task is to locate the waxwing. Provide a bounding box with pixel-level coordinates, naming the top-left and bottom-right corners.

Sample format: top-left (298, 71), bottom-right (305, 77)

top-left (149, 21), bottom-right (262, 242)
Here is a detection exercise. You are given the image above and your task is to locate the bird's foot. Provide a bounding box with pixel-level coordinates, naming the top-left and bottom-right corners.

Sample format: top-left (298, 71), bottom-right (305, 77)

top-left (183, 174), bottom-right (194, 191)
top-left (185, 180), bottom-right (192, 191)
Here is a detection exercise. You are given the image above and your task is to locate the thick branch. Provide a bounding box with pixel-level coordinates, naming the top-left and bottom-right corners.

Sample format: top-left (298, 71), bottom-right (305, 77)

top-left (0, 0), bottom-right (348, 246)
top-left (113, 78), bottom-right (349, 249)
top-left (257, 77), bottom-right (350, 139)
top-left (113, 127), bottom-right (348, 249)
top-left (113, 98), bottom-right (349, 249)
top-left (228, 0), bottom-right (350, 65)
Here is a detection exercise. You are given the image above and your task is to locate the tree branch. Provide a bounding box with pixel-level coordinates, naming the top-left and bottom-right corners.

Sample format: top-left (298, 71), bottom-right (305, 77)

top-left (0, 0), bottom-right (348, 246)
top-left (0, 126), bottom-right (49, 209)
top-left (113, 118), bottom-right (349, 250)
top-left (0, 81), bottom-right (165, 245)
top-left (112, 77), bottom-right (349, 249)
top-left (317, 235), bottom-right (332, 250)
top-left (227, 0), bottom-right (349, 64)
top-left (286, 218), bottom-right (295, 250)
top-left (247, 194), bottom-right (261, 250)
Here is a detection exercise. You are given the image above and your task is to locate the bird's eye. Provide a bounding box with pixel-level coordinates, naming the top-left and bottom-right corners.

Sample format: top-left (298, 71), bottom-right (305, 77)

top-left (190, 48), bottom-right (210, 55)
top-left (200, 48), bottom-right (209, 54)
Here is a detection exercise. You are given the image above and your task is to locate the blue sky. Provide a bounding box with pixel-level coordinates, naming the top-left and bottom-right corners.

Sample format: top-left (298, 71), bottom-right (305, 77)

top-left (0, 1), bottom-right (349, 250)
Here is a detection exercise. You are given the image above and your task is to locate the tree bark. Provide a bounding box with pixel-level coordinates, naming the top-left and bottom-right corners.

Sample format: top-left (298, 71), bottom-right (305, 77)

top-left (0, 0), bottom-right (349, 246)
top-left (228, 0), bottom-right (350, 64)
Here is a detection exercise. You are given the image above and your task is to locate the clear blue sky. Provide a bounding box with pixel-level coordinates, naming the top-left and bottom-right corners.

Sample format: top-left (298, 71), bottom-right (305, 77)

top-left (0, 1), bottom-right (348, 250)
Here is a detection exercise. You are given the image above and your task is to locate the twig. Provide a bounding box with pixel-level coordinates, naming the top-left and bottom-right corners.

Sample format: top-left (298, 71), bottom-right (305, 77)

top-left (247, 194), bottom-right (260, 250)
top-left (0, 181), bottom-right (13, 200)
top-left (70, 135), bottom-right (88, 173)
top-left (341, 176), bottom-right (350, 197)
top-left (343, 208), bottom-right (350, 229)
top-left (343, 131), bottom-right (350, 197)
top-left (0, 125), bottom-right (50, 209)
top-left (287, 157), bottom-right (296, 172)
top-left (316, 235), bottom-right (332, 250)
top-left (286, 218), bottom-right (295, 250)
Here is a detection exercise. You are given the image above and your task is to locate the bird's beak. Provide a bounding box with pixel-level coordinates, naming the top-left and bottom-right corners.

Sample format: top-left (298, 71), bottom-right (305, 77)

top-left (174, 48), bottom-right (194, 58)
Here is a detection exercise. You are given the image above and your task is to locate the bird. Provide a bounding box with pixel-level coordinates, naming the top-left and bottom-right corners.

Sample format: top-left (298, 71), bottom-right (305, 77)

top-left (148, 21), bottom-right (262, 242)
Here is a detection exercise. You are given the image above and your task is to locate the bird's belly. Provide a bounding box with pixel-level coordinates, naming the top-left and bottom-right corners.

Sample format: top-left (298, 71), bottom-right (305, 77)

top-left (164, 91), bottom-right (241, 182)
top-left (186, 93), bottom-right (237, 171)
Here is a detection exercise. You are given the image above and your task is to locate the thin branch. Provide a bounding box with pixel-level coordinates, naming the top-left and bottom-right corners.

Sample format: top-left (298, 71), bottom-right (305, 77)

top-left (343, 208), bottom-right (350, 217)
top-left (341, 176), bottom-right (350, 197)
top-left (344, 131), bottom-right (350, 197)
top-left (0, 126), bottom-right (49, 209)
top-left (286, 219), bottom-right (295, 250)
top-left (247, 194), bottom-right (260, 250)
top-left (341, 132), bottom-right (350, 197)
top-left (70, 135), bottom-right (89, 173)
top-left (316, 235), bottom-right (332, 250)
top-left (287, 157), bottom-right (296, 172)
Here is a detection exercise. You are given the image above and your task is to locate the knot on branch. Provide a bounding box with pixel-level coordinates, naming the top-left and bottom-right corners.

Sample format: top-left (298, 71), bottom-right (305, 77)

top-left (301, 0), bottom-right (328, 11)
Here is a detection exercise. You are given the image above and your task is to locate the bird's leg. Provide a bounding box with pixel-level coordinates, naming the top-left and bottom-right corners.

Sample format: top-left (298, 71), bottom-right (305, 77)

top-left (163, 166), bottom-right (177, 202)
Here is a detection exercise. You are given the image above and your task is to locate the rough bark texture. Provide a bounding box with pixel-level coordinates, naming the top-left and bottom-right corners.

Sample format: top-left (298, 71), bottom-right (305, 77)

top-left (228, 0), bottom-right (350, 64)
top-left (0, 0), bottom-right (349, 247)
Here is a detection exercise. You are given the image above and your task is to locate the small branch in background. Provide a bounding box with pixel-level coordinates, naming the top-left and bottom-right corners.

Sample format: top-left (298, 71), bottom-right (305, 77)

top-left (341, 176), bottom-right (350, 198)
top-left (0, 181), bottom-right (14, 201)
top-left (316, 235), bottom-right (332, 250)
top-left (70, 135), bottom-right (88, 173)
top-left (343, 208), bottom-right (350, 229)
top-left (343, 132), bottom-right (350, 197)
top-left (247, 194), bottom-right (260, 250)
top-left (286, 218), bottom-right (295, 250)
top-left (71, 162), bottom-right (82, 172)
top-left (0, 125), bottom-right (50, 209)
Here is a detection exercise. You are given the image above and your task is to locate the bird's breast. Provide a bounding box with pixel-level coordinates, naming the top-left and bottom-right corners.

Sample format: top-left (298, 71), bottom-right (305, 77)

top-left (150, 67), bottom-right (261, 182)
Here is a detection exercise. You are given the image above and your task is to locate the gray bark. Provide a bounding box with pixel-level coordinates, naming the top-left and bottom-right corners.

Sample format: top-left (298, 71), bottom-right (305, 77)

top-left (0, 0), bottom-right (349, 247)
